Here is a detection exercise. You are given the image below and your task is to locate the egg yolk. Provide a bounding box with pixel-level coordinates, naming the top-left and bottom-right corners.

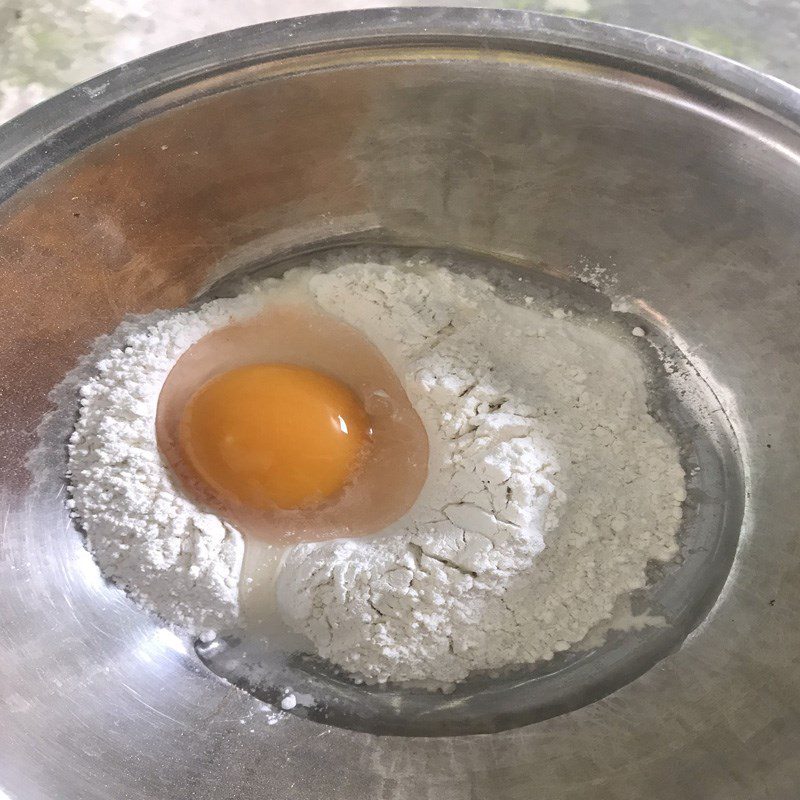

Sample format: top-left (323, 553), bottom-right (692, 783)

top-left (179, 363), bottom-right (371, 511)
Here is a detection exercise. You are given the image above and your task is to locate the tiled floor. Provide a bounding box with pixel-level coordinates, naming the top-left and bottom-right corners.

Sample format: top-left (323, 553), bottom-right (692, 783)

top-left (1, 0), bottom-right (799, 124)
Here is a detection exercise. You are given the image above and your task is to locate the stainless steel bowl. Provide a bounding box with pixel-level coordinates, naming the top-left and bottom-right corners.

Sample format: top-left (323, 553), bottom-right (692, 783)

top-left (2, 8), bottom-right (800, 799)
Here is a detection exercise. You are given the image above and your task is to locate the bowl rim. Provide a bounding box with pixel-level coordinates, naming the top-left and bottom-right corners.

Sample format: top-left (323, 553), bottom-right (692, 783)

top-left (0, 6), bottom-right (799, 201)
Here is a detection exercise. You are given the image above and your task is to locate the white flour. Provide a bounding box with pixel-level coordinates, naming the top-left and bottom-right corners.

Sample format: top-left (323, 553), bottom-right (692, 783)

top-left (68, 259), bottom-right (685, 686)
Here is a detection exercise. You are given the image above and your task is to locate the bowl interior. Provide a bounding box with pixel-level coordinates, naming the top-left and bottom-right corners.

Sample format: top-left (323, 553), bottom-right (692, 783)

top-left (189, 241), bottom-right (742, 736)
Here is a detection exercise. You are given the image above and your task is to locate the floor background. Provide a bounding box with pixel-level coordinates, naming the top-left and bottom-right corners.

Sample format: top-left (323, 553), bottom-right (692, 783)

top-left (0, 0), bottom-right (799, 124)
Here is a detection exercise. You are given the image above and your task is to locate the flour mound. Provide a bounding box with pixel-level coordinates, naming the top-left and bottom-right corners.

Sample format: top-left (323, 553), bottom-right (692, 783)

top-left (67, 289), bottom-right (270, 630)
top-left (67, 260), bottom-right (684, 686)
top-left (276, 264), bottom-right (683, 685)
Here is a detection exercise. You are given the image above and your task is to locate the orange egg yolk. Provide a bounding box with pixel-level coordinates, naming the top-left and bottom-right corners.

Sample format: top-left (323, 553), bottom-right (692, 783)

top-left (179, 363), bottom-right (371, 511)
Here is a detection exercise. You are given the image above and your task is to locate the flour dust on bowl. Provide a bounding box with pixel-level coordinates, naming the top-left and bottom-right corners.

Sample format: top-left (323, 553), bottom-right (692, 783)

top-left (1, 8), bottom-right (799, 800)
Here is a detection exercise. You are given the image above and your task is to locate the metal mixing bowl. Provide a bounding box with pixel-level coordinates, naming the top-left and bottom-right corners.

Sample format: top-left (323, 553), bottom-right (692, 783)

top-left (2, 8), bottom-right (799, 799)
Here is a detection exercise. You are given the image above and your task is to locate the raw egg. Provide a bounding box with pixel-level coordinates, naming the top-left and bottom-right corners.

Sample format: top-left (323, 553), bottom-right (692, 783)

top-left (156, 304), bottom-right (429, 544)
top-left (181, 363), bottom-right (371, 511)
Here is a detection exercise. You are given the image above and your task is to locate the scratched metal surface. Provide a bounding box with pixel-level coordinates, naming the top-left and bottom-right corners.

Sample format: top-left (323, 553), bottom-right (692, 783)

top-left (1, 9), bottom-right (800, 799)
